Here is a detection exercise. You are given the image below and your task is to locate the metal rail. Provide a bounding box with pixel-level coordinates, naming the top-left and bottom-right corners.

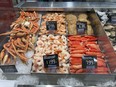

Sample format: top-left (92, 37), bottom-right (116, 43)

top-left (14, 2), bottom-right (116, 11)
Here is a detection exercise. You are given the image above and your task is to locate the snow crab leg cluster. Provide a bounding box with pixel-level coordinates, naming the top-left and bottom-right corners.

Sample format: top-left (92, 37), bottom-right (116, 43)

top-left (0, 11), bottom-right (40, 64)
top-left (68, 35), bottom-right (109, 74)
top-left (32, 34), bottom-right (70, 73)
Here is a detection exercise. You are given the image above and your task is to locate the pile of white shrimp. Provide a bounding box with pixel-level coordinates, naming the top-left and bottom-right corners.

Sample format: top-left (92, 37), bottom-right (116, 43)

top-left (32, 34), bottom-right (70, 73)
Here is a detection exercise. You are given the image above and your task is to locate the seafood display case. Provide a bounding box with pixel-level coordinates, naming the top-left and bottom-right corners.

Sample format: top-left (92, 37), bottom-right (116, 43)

top-left (1, 1), bottom-right (116, 87)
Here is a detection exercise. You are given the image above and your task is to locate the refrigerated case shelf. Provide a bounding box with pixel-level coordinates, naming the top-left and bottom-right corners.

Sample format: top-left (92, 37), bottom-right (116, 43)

top-left (1, 1), bottom-right (116, 87)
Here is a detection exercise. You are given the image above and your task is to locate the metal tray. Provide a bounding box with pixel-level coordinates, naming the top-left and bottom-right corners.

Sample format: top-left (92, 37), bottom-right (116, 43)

top-left (0, 11), bottom-right (42, 73)
top-left (0, 10), bottom-right (115, 74)
top-left (39, 12), bottom-right (68, 35)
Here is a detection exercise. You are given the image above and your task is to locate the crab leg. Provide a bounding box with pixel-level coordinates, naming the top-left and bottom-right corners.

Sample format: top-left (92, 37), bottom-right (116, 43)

top-left (0, 31), bottom-right (13, 36)
top-left (11, 41), bottom-right (27, 63)
top-left (0, 49), bottom-right (5, 61)
top-left (3, 44), bottom-right (16, 58)
top-left (2, 54), bottom-right (8, 65)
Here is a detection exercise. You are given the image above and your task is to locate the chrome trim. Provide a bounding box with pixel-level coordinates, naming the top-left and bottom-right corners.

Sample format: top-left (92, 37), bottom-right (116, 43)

top-left (15, 2), bottom-right (116, 11)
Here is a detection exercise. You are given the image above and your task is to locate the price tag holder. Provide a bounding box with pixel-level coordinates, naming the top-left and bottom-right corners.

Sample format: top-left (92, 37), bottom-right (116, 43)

top-left (43, 54), bottom-right (59, 73)
top-left (82, 55), bottom-right (97, 69)
top-left (0, 65), bottom-right (17, 73)
top-left (46, 21), bottom-right (57, 30)
top-left (18, 85), bottom-right (35, 87)
top-left (76, 21), bottom-right (87, 35)
top-left (111, 15), bottom-right (116, 24)
top-left (43, 54), bottom-right (59, 68)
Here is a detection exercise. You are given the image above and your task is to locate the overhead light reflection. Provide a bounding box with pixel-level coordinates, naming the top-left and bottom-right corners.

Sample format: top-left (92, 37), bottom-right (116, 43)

top-left (66, 2), bottom-right (73, 7)
top-left (51, 2), bottom-right (53, 7)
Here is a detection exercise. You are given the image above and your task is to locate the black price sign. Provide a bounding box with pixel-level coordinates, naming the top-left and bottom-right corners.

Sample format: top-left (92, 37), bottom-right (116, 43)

top-left (0, 65), bottom-right (17, 73)
top-left (18, 85), bottom-right (35, 87)
top-left (43, 54), bottom-right (59, 68)
top-left (76, 21), bottom-right (87, 35)
top-left (46, 21), bottom-right (57, 30)
top-left (111, 15), bottom-right (116, 24)
top-left (82, 55), bottom-right (97, 69)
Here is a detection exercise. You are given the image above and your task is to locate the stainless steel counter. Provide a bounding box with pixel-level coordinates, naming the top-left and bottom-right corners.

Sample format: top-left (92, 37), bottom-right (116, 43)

top-left (3, 73), bottom-right (116, 86)
top-left (15, 2), bottom-right (116, 11)
top-left (17, 85), bottom-right (99, 87)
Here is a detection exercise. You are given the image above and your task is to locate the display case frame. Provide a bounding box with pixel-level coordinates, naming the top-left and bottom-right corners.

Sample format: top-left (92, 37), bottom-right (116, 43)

top-left (1, 1), bottom-right (116, 86)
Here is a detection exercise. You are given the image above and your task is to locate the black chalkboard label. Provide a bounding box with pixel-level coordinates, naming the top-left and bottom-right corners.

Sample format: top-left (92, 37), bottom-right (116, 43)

top-left (76, 22), bottom-right (87, 35)
top-left (111, 15), bottom-right (116, 24)
top-left (43, 54), bottom-right (59, 68)
top-left (18, 85), bottom-right (35, 87)
top-left (0, 65), bottom-right (17, 73)
top-left (46, 21), bottom-right (57, 30)
top-left (82, 55), bottom-right (97, 69)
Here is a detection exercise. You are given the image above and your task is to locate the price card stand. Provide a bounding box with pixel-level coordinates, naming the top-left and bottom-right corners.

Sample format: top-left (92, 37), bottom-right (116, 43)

top-left (0, 65), bottom-right (17, 73)
top-left (18, 85), bottom-right (35, 87)
top-left (46, 67), bottom-right (58, 73)
top-left (46, 21), bottom-right (57, 34)
top-left (82, 55), bottom-right (97, 73)
top-left (76, 21), bottom-right (87, 35)
top-left (111, 14), bottom-right (116, 24)
top-left (43, 54), bottom-right (59, 73)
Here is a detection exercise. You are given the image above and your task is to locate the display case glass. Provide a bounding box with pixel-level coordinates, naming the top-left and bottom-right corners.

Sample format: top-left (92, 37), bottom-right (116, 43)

top-left (0, 1), bottom-right (116, 87)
